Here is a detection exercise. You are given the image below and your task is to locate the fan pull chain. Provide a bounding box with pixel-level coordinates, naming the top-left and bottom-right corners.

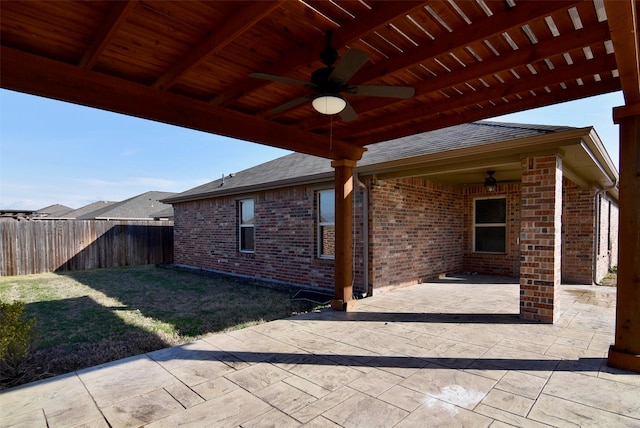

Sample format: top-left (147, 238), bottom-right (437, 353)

top-left (329, 113), bottom-right (333, 152)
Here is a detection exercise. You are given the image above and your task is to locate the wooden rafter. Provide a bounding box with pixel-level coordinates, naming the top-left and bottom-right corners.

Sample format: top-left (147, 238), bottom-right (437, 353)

top-left (353, 78), bottom-right (621, 146)
top-left (152, 1), bottom-right (284, 91)
top-left (79, 1), bottom-right (137, 69)
top-left (263, 1), bottom-right (580, 124)
top-left (304, 20), bottom-right (612, 133)
top-left (209, 1), bottom-right (426, 106)
top-left (336, 49), bottom-right (618, 140)
top-left (354, 0), bottom-right (581, 84)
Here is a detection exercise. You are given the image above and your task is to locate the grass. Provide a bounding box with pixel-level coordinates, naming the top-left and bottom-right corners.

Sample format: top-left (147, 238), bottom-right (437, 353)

top-left (0, 265), bottom-right (318, 389)
top-left (601, 266), bottom-right (618, 287)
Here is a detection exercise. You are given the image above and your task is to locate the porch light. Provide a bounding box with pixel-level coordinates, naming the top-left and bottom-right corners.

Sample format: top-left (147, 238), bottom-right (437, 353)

top-left (312, 95), bottom-right (346, 115)
top-left (485, 170), bottom-right (497, 192)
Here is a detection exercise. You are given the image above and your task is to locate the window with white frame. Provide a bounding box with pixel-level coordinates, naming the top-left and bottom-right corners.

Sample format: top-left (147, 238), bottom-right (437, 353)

top-left (317, 189), bottom-right (335, 259)
top-left (239, 199), bottom-right (255, 253)
top-left (474, 197), bottom-right (506, 253)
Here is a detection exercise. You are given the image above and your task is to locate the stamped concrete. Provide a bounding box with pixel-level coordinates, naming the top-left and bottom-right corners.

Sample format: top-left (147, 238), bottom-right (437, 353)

top-left (1, 276), bottom-right (639, 427)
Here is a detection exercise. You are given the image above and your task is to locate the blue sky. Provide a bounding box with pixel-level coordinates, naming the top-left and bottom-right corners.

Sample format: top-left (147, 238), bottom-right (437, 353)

top-left (0, 88), bottom-right (624, 210)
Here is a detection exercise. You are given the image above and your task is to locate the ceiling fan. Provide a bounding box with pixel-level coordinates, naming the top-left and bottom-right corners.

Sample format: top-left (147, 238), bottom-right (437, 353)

top-left (250, 32), bottom-right (415, 122)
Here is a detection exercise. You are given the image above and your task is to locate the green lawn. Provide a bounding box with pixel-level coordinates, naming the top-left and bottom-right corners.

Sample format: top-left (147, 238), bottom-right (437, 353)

top-left (0, 265), bottom-right (317, 388)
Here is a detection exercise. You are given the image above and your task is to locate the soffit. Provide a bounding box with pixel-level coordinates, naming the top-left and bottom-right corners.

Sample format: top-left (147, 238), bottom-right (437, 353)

top-left (361, 126), bottom-right (619, 198)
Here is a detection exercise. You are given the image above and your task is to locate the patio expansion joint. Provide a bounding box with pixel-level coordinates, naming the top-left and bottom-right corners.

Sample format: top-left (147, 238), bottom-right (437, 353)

top-left (147, 351), bottom-right (207, 406)
top-left (73, 371), bottom-right (110, 427)
top-left (542, 370), bottom-right (640, 419)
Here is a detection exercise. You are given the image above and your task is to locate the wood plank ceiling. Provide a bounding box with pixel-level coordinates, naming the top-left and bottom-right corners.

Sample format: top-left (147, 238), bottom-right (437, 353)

top-left (1, 1), bottom-right (638, 161)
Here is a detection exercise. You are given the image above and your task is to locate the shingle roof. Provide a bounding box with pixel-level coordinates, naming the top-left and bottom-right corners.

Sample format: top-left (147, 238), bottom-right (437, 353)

top-left (149, 206), bottom-right (174, 219)
top-left (36, 204), bottom-right (74, 217)
top-left (58, 201), bottom-right (117, 219)
top-left (166, 153), bottom-right (332, 201)
top-left (164, 121), bottom-right (577, 203)
top-left (358, 121), bottom-right (574, 166)
top-left (76, 191), bottom-right (176, 220)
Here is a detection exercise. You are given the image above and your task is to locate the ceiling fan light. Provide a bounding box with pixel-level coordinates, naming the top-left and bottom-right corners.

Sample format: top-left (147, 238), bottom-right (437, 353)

top-left (312, 95), bottom-right (346, 115)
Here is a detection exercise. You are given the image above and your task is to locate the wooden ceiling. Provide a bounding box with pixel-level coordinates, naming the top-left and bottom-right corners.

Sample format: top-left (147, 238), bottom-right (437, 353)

top-left (1, 1), bottom-right (638, 161)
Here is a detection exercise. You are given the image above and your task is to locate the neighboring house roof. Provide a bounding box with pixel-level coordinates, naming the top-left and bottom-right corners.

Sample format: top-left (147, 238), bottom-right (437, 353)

top-left (57, 201), bottom-right (118, 219)
top-left (36, 204), bottom-right (74, 217)
top-left (76, 191), bottom-right (176, 220)
top-left (149, 206), bottom-right (174, 220)
top-left (164, 121), bottom-right (619, 204)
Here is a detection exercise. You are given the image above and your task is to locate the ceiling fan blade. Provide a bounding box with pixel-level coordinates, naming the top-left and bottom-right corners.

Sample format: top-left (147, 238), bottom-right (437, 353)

top-left (348, 85), bottom-right (415, 98)
top-left (268, 95), bottom-right (313, 115)
top-left (249, 72), bottom-right (312, 88)
top-left (329, 49), bottom-right (369, 85)
top-left (339, 100), bottom-right (358, 122)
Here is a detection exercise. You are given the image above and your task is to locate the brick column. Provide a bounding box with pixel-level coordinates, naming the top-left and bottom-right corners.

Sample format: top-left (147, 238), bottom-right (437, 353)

top-left (331, 159), bottom-right (356, 311)
top-left (520, 154), bottom-right (563, 323)
top-left (608, 107), bottom-right (640, 372)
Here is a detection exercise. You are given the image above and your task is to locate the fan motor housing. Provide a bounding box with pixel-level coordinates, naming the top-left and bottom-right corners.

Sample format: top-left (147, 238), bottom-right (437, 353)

top-left (312, 67), bottom-right (342, 93)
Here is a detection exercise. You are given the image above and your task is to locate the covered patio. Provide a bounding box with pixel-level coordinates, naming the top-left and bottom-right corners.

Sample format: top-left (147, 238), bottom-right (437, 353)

top-left (1, 0), bottom-right (639, 372)
top-left (2, 276), bottom-right (638, 426)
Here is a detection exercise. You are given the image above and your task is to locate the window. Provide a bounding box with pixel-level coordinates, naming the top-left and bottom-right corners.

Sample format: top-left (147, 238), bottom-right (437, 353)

top-left (474, 197), bottom-right (506, 253)
top-left (239, 199), bottom-right (255, 252)
top-left (317, 190), bottom-right (335, 259)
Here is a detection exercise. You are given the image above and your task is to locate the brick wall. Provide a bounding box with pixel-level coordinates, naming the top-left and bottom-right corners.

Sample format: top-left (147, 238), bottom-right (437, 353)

top-left (173, 169), bottom-right (615, 300)
top-left (353, 186), bottom-right (366, 294)
top-left (174, 185), bottom-right (336, 290)
top-left (463, 183), bottom-right (521, 277)
top-left (608, 198), bottom-right (619, 272)
top-left (562, 178), bottom-right (595, 284)
top-left (561, 178), bottom-right (620, 284)
top-left (368, 177), bottom-right (463, 291)
top-left (594, 194), bottom-right (619, 282)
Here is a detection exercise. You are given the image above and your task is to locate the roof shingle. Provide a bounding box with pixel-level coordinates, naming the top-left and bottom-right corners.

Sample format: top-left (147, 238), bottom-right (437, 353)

top-left (165, 121), bottom-right (576, 203)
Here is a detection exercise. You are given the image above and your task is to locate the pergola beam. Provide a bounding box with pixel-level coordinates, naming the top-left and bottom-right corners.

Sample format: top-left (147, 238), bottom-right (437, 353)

top-left (604, 0), bottom-right (640, 104)
top-left (1, 46), bottom-right (364, 162)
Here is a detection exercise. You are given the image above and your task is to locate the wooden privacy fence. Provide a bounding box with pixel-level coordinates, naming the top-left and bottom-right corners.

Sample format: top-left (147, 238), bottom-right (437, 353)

top-left (0, 220), bottom-right (173, 276)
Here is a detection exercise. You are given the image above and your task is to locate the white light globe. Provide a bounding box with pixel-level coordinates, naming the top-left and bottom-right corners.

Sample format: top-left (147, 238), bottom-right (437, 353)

top-left (312, 95), bottom-right (346, 115)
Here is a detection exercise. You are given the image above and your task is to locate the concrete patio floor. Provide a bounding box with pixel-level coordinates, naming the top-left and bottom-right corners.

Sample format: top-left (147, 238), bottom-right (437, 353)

top-left (2, 276), bottom-right (639, 427)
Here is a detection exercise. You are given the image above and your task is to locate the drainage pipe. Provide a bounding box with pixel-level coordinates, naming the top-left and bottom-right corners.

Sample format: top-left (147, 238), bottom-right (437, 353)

top-left (354, 173), bottom-right (369, 297)
top-left (593, 180), bottom-right (617, 285)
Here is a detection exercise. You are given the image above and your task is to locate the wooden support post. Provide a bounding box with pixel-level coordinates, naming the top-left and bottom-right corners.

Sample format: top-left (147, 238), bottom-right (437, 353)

top-left (331, 159), bottom-right (356, 311)
top-left (608, 107), bottom-right (640, 372)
